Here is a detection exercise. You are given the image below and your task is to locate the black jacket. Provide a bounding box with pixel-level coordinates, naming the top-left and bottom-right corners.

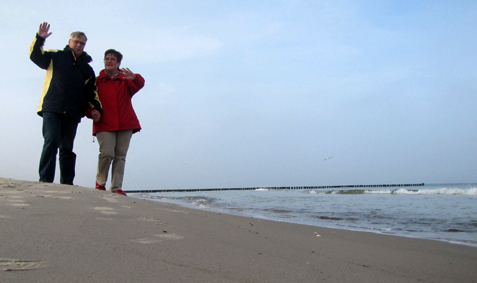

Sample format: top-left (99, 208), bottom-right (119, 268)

top-left (30, 34), bottom-right (102, 122)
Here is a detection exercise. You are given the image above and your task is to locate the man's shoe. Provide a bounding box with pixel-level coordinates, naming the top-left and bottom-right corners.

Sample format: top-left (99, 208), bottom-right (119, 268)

top-left (95, 182), bottom-right (106, 191)
top-left (113, 189), bottom-right (127, 196)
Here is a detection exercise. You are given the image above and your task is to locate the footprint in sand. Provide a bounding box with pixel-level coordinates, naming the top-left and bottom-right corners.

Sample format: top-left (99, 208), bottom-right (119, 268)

top-left (6, 199), bottom-right (30, 207)
top-left (94, 207), bottom-right (118, 215)
top-left (0, 258), bottom-right (46, 271)
top-left (131, 238), bottom-right (163, 244)
top-left (100, 196), bottom-right (119, 203)
top-left (154, 233), bottom-right (184, 240)
top-left (131, 233), bottom-right (184, 244)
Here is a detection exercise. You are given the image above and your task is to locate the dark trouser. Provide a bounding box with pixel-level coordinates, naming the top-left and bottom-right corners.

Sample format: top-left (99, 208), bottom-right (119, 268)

top-left (39, 112), bottom-right (79, 185)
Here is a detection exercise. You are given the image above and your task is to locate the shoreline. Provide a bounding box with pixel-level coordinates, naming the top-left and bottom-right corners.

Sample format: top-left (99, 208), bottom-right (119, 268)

top-left (1, 177), bottom-right (476, 282)
top-left (132, 189), bottom-right (477, 248)
top-left (136, 194), bottom-right (477, 249)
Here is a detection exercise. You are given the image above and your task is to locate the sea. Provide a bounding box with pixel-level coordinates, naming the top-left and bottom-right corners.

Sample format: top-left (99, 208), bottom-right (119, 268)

top-left (130, 183), bottom-right (477, 247)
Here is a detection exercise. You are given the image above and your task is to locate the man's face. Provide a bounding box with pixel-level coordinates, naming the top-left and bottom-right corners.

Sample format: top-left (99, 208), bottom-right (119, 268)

top-left (68, 35), bottom-right (86, 57)
top-left (104, 54), bottom-right (120, 74)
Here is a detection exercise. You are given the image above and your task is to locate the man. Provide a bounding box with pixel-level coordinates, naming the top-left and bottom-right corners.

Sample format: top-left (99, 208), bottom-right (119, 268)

top-left (30, 22), bottom-right (102, 185)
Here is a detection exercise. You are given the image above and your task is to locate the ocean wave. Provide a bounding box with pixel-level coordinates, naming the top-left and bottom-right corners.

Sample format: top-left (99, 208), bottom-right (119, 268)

top-left (308, 188), bottom-right (477, 195)
top-left (192, 198), bottom-right (211, 207)
top-left (391, 188), bottom-right (477, 195)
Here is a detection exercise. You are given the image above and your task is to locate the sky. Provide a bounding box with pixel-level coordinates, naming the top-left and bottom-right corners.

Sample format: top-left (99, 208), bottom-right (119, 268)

top-left (1, 0), bottom-right (476, 190)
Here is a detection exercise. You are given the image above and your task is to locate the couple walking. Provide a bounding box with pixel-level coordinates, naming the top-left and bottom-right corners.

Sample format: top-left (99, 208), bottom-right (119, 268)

top-left (30, 22), bottom-right (145, 196)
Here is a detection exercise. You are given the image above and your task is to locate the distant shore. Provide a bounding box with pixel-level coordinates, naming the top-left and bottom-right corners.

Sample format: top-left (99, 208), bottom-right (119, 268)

top-left (1, 177), bottom-right (476, 282)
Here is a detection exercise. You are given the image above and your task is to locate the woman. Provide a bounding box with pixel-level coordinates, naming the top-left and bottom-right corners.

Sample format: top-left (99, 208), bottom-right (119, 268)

top-left (90, 49), bottom-right (145, 196)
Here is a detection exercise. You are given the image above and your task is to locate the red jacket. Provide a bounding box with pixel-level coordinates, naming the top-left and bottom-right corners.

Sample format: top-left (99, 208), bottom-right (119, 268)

top-left (91, 70), bottom-right (145, 135)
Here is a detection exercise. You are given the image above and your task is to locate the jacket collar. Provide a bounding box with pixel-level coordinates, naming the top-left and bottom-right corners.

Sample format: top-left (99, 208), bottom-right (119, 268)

top-left (63, 45), bottom-right (92, 63)
top-left (98, 69), bottom-right (125, 80)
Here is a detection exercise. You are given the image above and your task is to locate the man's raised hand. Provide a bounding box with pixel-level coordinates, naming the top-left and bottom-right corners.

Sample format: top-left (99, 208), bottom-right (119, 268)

top-left (38, 22), bottom-right (52, 39)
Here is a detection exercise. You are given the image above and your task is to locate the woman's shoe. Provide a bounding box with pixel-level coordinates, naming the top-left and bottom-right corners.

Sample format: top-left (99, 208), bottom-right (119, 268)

top-left (95, 182), bottom-right (106, 191)
top-left (113, 189), bottom-right (127, 196)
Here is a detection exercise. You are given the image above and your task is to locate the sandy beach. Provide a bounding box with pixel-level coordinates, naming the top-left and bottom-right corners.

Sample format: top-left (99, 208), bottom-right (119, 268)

top-left (0, 178), bottom-right (476, 282)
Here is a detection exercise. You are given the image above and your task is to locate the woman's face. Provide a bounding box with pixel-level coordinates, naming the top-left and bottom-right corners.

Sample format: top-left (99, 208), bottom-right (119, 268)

top-left (104, 53), bottom-right (120, 74)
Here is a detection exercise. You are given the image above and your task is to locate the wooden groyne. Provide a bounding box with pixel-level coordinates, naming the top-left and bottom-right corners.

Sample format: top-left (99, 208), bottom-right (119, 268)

top-left (126, 183), bottom-right (425, 194)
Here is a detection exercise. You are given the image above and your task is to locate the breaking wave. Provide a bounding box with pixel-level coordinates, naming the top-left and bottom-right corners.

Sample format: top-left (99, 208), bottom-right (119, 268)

top-left (309, 187), bottom-right (477, 195)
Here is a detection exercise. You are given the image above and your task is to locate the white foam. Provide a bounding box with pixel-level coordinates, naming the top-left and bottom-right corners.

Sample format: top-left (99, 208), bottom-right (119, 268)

top-left (391, 188), bottom-right (477, 195)
top-left (366, 190), bottom-right (393, 194)
top-left (192, 198), bottom-right (210, 207)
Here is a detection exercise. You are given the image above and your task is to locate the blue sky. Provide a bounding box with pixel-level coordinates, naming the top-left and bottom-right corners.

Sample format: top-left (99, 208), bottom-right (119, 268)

top-left (1, 0), bottom-right (476, 189)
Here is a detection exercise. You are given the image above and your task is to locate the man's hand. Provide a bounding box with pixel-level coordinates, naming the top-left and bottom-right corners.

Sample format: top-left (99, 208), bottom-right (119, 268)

top-left (121, 68), bottom-right (136, 80)
top-left (91, 110), bottom-right (101, 122)
top-left (38, 22), bottom-right (52, 39)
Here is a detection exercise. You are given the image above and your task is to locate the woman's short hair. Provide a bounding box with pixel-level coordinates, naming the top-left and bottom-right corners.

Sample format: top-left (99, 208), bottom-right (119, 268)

top-left (104, 49), bottom-right (123, 63)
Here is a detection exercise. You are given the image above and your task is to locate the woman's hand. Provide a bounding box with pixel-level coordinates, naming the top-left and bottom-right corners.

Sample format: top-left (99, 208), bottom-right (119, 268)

top-left (121, 68), bottom-right (136, 80)
top-left (91, 110), bottom-right (101, 122)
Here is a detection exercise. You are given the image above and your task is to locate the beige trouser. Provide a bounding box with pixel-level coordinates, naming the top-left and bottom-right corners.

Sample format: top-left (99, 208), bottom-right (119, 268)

top-left (96, 130), bottom-right (133, 191)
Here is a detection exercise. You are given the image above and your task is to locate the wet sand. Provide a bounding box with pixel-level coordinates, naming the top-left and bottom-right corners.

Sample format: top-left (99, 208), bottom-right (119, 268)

top-left (1, 178), bottom-right (476, 282)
